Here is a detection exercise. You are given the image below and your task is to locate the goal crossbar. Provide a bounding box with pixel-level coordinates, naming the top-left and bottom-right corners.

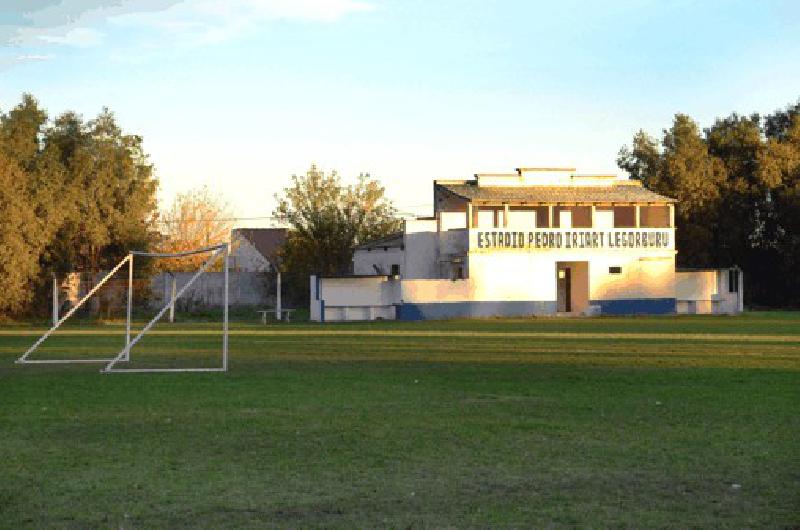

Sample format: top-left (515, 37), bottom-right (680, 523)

top-left (101, 244), bottom-right (229, 374)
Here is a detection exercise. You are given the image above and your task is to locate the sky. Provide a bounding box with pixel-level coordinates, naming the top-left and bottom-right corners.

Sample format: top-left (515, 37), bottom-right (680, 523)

top-left (1, 0), bottom-right (799, 225)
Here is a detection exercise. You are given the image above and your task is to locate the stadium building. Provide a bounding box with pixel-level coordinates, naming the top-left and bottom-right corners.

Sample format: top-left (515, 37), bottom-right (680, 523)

top-left (310, 167), bottom-right (743, 321)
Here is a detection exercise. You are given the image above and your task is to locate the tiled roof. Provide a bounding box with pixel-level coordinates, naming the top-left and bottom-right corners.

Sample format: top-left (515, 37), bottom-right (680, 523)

top-left (233, 228), bottom-right (288, 262)
top-left (355, 232), bottom-right (404, 250)
top-left (438, 182), bottom-right (675, 204)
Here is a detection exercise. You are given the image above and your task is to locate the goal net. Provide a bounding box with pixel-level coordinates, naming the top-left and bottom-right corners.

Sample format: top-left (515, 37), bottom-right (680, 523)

top-left (17, 244), bottom-right (229, 374)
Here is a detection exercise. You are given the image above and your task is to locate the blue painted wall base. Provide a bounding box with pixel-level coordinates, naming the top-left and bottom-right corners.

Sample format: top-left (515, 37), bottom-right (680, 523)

top-left (395, 298), bottom-right (676, 320)
top-left (397, 301), bottom-right (556, 321)
top-left (590, 298), bottom-right (676, 315)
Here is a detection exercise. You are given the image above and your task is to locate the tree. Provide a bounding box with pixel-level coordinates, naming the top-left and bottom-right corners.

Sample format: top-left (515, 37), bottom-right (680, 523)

top-left (618, 99), bottom-right (800, 307)
top-left (756, 113), bottom-right (800, 305)
top-left (43, 108), bottom-right (158, 275)
top-left (0, 94), bottom-right (159, 318)
top-left (274, 164), bottom-right (401, 301)
top-left (618, 114), bottom-right (726, 267)
top-left (158, 186), bottom-right (233, 270)
top-left (0, 95), bottom-right (66, 316)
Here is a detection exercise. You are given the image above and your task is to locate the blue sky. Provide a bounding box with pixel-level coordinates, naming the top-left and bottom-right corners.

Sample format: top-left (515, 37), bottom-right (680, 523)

top-left (1, 0), bottom-right (799, 223)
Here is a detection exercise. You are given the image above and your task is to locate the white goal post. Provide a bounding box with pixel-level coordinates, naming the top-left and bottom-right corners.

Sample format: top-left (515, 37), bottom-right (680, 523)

top-left (17, 244), bottom-right (230, 374)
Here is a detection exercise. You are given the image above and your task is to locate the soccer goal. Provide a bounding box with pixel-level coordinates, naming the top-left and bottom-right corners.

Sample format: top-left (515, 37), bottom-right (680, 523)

top-left (17, 244), bottom-right (230, 374)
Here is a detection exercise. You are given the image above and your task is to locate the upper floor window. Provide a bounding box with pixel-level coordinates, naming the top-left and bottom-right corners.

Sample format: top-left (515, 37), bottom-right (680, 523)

top-left (554, 206), bottom-right (592, 228)
top-left (640, 205), bottom-right (671, 228)
top-left (613, 206), bottom-right (636, 228)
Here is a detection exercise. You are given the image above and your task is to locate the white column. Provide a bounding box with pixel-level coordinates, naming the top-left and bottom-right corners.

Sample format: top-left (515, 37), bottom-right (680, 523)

top-left (169, 275), bottom-right (176, 323)
top-left (126, 254), bottom-right (133, 359)
top-left (223, 244), bottom-right (229, 371)
top-left (52, 274), bottom-right (59, 327)
top-left (276, 271), bottom-right (282, 320)
top-left (738, 267), bottom-right (744, 313)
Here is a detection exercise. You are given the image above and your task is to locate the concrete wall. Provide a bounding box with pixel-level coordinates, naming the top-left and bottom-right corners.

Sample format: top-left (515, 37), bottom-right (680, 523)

top-left (150, 271), bottom-right (269, 309)
top-left (403, 219), bottom-right (439, 279)
top-left (676, 269), bottom-right (742, 314)
top-left (311, 275), bottom-right (399, 322)
top-left (353, 247), bottom-right (404, 275)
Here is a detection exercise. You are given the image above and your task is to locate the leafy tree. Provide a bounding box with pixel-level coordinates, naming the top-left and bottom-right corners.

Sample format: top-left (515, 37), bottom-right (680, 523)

top-left (44, 108), bottom-right (158, 275)
top-left (274, 164), bottom-right (401, 301)
top-left (0, 95), bottom-right (66, 316)
top-left (756, 114), bottom-right (800, 305)
top-left (0, 94), bottom-right (158, 318)
top-left (618, 114), bottom-right (726, 266)
top-left (619, 100), bottom-right (800, 307)
top-left (158, 186), bottom-right (233, 270)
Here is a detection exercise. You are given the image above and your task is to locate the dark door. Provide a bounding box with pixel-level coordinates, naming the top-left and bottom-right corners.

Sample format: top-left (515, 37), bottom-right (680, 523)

top-left (557, 267), bottom-right (572, 312)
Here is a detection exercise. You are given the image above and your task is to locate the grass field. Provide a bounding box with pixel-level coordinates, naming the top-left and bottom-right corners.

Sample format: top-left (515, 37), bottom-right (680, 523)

top-left (1, 313), bottom-right (799, 527)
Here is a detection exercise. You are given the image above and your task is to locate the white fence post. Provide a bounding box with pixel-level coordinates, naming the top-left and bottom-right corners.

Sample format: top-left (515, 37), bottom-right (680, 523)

top-left (276, 271), bottom-right (282, 320)
top-left (169, 274), bottom-right (176, 323)
top-left (52, 274), bottom-right (58, 327)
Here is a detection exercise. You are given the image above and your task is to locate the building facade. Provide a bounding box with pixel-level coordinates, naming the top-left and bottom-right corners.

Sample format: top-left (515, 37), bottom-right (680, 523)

top-left (311, 167), bottom-right (743, 321)
top-left (229, 228), bottom-right (287, 273)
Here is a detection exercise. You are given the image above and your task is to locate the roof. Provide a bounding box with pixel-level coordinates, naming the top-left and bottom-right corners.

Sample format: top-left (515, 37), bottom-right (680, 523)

top-left (355, 232), bottom-right (404, 251)
top-left (232, 228), bottom-right (288, 262)
top-left (438, 182), bottom-right (675, 204)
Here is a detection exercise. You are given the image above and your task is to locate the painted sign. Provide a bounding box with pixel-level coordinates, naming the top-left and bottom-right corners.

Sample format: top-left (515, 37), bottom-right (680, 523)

top-left (470, 229), bottom-right (673, 252)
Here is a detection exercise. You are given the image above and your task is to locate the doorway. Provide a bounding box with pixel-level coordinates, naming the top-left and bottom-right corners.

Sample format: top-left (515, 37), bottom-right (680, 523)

top-left (557, 266), bottom-right (572, 312)
top-left (556, 262), bottom-right (589, 314)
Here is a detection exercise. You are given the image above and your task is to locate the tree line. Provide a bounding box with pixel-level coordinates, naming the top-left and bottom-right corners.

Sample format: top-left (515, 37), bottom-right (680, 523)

top-left (617, 99), bottom-right (800, 307)
top-left (0, 94), bottom-right (158, 318)
top-left (4, 91), bottom-right (797, 316)
top-left (0, 94), bottom-right (399, 318)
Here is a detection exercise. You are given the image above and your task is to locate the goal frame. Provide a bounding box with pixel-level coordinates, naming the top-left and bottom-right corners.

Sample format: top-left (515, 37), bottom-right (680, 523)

top-left (101, 244), bottom-right (229, 374)
top-left (16, 244), bottom-right (229, 374)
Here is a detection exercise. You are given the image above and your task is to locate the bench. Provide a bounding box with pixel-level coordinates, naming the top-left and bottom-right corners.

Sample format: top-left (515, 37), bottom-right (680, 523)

top-left (257, 308), bottom-right (296, 324)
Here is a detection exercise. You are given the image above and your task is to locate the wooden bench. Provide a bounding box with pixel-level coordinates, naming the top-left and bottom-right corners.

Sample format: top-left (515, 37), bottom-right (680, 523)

top-left (257, 308), bottom-right (296, 323)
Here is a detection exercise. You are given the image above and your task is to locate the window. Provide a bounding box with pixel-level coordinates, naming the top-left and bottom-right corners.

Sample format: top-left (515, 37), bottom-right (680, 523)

top-left (640, 205), bottom-right (671, 228)
top-left (613, 206), bottom-right (636, 228)
top-left (553, 206), bottom-right (592, 228)
top-left (390, 264), bottom-right (400, 276)
top-left (729, 269), bottom-right (739, 293)
top-left (534, 206), bottom-right (550, 227)
top-left (507, 207), bottom-right (536, 229)
top-left (474, 207), bottom-right (501, 228)
top-left (609, 266), bottom-right (622, 274)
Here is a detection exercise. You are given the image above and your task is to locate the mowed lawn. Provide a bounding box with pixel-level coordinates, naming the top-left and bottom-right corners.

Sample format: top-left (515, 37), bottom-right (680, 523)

top-left (1, 313), bottom-right (799, 528)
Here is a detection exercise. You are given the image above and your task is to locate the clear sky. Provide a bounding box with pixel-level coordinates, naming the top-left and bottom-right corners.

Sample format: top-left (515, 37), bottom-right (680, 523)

top-left (1, 0), bottom-right (799, 224)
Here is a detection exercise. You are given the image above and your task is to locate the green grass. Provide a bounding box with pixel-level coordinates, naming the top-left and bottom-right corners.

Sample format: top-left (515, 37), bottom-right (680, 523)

top-left (1, 313), bottom-right (799, 527)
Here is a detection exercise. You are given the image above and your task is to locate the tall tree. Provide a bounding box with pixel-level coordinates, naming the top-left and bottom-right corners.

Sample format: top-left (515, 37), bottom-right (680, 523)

top-left (274, 164), bottom-right (401, 301)
top-left (619, 100), bottom-right (800, 307)
top-left (0, 95), bottom-right (66, 316)
top-left (757, 113), bottom-right (800, 305)
top-left (618, 114), bottom-right (726, 267)
top-left (158, 186), bottom-right (233, 270)
top-left (0, 94), bottom-right (158, 318)
top-left (44, 108), bottom-right (158, 274)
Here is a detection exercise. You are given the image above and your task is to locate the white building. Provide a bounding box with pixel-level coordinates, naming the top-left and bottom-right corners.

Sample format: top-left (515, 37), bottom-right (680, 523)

top-left (311, 167), bottom-right (743, 321)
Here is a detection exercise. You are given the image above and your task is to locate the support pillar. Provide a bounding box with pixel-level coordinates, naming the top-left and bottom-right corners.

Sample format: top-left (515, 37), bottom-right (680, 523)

top-left (169, 274), bottom-right (176, 323)
top-left (52, 274), bottom-right (58, 327)
top-left (276, 271), bottom-right (282, 321)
